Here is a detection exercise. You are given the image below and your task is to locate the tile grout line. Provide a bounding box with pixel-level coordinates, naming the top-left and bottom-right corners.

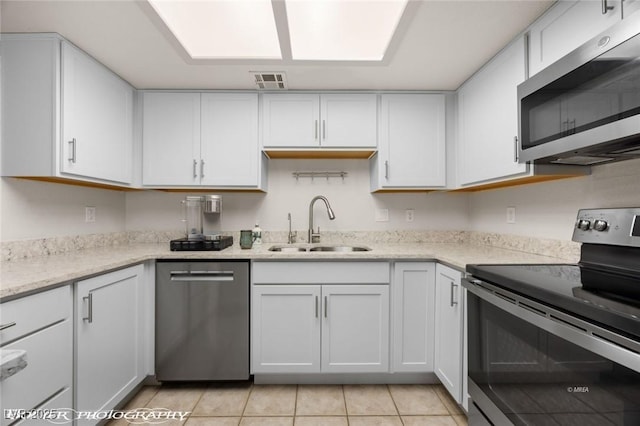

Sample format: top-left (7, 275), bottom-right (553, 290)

top-left (239, 381), bottom-right (254, 423)
top-left (342, 385), bottom-right (350, 426)
top-left (385, 384), bottom-right (404, 425)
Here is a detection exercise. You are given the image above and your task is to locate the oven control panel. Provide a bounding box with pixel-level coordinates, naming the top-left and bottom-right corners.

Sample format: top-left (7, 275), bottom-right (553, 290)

top-left (573, 208), bottom-right (640, 246)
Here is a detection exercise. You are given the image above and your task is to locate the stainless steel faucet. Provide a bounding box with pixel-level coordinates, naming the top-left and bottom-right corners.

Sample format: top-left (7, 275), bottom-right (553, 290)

top-left (287, 213), bottom-right (296, 244)
top-left (308, 195), bottom-right (336, 243)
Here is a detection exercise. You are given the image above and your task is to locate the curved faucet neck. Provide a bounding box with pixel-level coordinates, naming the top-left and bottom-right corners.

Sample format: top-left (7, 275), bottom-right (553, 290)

top-left (308, 196), bottom-right (335, 243)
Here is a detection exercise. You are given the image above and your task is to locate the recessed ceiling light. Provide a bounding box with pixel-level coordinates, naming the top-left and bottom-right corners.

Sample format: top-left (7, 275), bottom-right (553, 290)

top-left (285, 0), bottom-right (409, 61)
top-left (148, 0), bottom-right (282, 60)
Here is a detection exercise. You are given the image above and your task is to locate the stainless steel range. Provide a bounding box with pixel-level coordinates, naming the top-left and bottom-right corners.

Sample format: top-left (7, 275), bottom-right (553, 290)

top-left (464, 208), bottom-right (640, 425)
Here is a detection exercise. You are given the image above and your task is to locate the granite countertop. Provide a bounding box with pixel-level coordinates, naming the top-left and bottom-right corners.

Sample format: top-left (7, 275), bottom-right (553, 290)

top-left (0, 242), bottom-right (573, 301)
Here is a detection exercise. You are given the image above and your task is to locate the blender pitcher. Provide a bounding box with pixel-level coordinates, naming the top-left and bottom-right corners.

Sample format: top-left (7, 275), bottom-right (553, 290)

top-left (182, 196), bottom-right (204, 240)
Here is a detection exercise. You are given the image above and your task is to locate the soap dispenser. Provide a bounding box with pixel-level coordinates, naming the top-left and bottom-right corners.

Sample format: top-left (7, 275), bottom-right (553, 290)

top-left (252, 222), bottom-right (262, 245)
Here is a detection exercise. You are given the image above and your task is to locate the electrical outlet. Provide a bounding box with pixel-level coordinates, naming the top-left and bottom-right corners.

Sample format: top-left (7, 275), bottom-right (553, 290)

top-left (375, 208), bottom-right (389, 222)
top-left (405, 209), bottom-right (414, 222)
top-left (506, 207), bottom-right (516, 224)
top-left (85, 206), bottom-right (96, 223)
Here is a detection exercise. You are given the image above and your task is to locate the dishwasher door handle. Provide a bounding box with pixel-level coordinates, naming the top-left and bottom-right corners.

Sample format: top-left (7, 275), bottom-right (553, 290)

top-left (170, 271), bottom-right (235, 282)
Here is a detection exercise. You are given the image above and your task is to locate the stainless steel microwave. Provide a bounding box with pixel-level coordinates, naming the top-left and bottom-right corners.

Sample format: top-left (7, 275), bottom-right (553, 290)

top-left (518, 11), bottom-right (640, 166)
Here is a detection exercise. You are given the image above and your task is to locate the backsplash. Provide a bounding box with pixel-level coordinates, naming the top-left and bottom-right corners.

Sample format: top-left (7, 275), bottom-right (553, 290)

top-left (1, 229), bottom-right (578, 262)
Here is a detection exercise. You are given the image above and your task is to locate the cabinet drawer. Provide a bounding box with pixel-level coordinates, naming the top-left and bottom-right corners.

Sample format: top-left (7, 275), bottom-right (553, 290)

top-left (0, 286), bottom-right (72, 345)
top-left (0, 318), bottom-right (73, 426)
top-left (253, 262), bottom-right (390, 284)
top-left (10, 387), bottom-right (72, 426)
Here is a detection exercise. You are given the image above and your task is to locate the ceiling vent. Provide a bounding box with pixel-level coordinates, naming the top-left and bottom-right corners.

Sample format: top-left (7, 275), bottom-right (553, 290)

top-left (252, 72), bottom-right (287, 90)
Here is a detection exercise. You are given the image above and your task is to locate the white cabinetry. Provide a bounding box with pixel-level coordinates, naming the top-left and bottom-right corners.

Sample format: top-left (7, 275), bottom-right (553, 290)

top-left (251, 262), bottom-right (390, 375)
top-left (75, 264), bottom-right (146, 426)
top-left (528, 0), bottom-right (622, 77)
top-left (392, 262), bottom-right (436, 373)
top-left (142, 92), bottom-right (266, 189)
top-left (457, 36), bottom-right (527, 187)
top-left (371, 94), bottom-right (446, 190)
top-left (0, 286), bottom-right (73, 426)
top-left (61, 42), bottom-right (133, 183)
top-left (434, 264), bottom-right (465, 406)
top-left (252, 285), bottom-right (321, 373)
top-left (262, 93), bottom-right (377, 149)
top-left (1, 34), bottom-right (134, 186)
top-left (142, 92), bottom-right (200, 186)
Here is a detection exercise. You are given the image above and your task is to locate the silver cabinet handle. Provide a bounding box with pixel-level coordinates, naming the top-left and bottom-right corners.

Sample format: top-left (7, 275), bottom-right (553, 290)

top-left (324, 296), bottom-right (328, 318)
top-left (193, 159), bottom-right (198, 178)
top-left (569, 119), bottom-right (576, 135)
top-left (315, 296), bottom-right (319, 318)
top-left (0, 322), bottom-right (16, 331)
top-left (83, 293), bottom-right (93, 323)
top-left (200, 159), bottom-right (205, 178)
top-left (384, 160), bottom-right (389, 180)
top-left (602, 0), bottom-right (614, 14)
top-left (322, 120), bottom-right (326, 140)
top-left (450, 281), bottom-right (459, 307)
top-left (315, 120), bottom-right (319, 140)
top-left (513, 136), bottom-right (519, 162)
top-left (68, 138), bottom-right (76, 163)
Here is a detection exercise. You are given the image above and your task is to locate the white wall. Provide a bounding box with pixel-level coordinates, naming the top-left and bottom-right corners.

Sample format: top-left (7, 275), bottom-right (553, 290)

top-left (468, 158), bottom-right (640, 241)
top-left (4, 158), bottom-right (640, 244)
top-left (0, 177), bottom-right (126, 241)
top-left (125, 159), bottom-right (470, 234)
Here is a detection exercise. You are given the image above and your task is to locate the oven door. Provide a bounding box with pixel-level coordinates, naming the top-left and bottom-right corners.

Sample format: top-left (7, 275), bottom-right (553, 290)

top-left (464, 278), bottom-right (640, 426)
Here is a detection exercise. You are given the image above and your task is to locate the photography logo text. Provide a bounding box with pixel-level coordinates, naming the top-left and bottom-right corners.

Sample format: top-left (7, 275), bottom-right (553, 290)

top-left (3, 408), bottom-right (190, 424)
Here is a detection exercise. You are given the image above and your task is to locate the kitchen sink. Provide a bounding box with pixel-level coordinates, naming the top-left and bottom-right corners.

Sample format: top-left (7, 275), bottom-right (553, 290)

top-left (308, 245), bottom-right (371, 252)
top-left (268, 245), bottom-right (371, 252)
top-left (268, 245), bottom-right (309, 252)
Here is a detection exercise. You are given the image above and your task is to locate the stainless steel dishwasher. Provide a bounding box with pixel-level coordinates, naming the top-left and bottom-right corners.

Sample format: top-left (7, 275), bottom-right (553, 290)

top-left (155, 260), bottom-right (249, 381)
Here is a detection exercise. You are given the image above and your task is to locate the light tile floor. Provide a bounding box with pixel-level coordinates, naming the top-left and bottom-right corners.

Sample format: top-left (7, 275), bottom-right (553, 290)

top-left (107, 382), bottom-right (468, 426)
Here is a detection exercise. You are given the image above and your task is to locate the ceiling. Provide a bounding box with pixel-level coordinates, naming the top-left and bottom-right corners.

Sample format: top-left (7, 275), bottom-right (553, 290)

top-left (0, 0), bottom-right (554, 91)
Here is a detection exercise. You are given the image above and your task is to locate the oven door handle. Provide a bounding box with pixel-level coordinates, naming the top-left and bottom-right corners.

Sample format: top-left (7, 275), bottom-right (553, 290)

top-left (463, 277), bottom-right (640, 373)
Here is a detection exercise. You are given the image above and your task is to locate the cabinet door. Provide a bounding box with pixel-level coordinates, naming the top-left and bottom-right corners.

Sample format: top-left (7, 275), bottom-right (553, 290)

top-left (378, 94), bottom-right (446, 187)
top-left (252, 285), bottom-right (321, 373)
top-left (75, 265), bottom-right (144, 425)
top-left (0, 286), bottom-right (72, 426)
top-left (201, 93), bottom-right (259, 186)
top-left (457, 37), bottom-right (527, 186)
top-left (393, 262), bottom-right (436, 373)
top-left (262, 94), bottom-right (320, 148)
top-left (320, 94), bottom-right (377, 148)
top-left (321, 285), bottom-right (389, 373)
top-left (434, 264), bottom-right (463, 404)
top-left (61, 42), bottom-right (133, 184)
top-left (528, 0), bottom-right (621, 77)
top-left (142, 92), bottom-right (201, 186)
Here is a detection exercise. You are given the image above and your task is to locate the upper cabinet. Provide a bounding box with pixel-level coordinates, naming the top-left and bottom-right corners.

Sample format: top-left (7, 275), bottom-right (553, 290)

top-left (61, 42), bottom-right (133, 184)
top-left (261, 93), bottom-right (377, 151)
top-left (457, 37), bottom-right (527, 186)
top-left (370, 94), bottom-right (446, 191)
top-left (1, 34), bottom-right (134, 187)
top-left (142, 92), bottom-right (267, 190)
top-left (528, 0), bottom-right (622, 77)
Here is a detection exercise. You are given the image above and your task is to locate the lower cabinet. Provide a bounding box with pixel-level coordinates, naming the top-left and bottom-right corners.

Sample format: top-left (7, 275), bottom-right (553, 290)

top-left (434, 263), bottom-right (466, 407)
top-left (252, 284), bottom-right (389, 374)
top-left (0, 286), bottom-right (73, 426)
top-left (392, 262), bottom-right (436, 373)
top-left (251, 261), bottom-right (390, 375)
top-left (75, 264), bottom-right (146, 425)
